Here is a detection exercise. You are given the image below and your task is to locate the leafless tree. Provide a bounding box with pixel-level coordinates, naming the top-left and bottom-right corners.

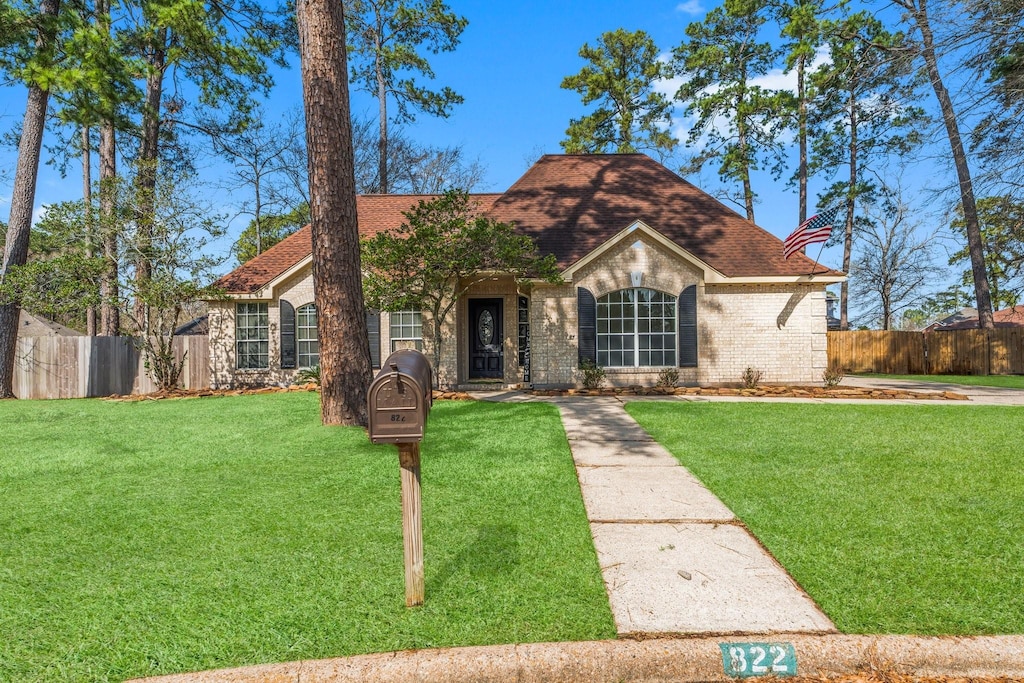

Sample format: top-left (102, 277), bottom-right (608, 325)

top-left (850, 186), bottom-right (941, 329)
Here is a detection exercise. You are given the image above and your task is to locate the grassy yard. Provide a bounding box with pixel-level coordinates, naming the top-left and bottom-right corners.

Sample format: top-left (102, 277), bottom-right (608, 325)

top-left (626, 402), bottom-right (1024, 635)
top-left (855, 373), bottom-right (1024, 389)
top-left (0, 394), bottom-right (614, 682)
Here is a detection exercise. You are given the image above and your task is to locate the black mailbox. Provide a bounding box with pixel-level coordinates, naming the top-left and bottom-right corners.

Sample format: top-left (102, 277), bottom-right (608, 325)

top-left (367, 349), bottom-right (433, 444)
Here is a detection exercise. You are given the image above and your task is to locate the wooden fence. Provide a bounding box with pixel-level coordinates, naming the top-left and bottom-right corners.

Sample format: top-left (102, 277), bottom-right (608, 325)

top-left (12, 335), bottom-right (210, 399)
top-left (828, 329), bottom-right (1024, 375)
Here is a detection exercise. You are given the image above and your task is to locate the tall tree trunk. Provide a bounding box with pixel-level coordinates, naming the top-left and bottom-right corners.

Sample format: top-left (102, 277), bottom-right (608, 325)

top-left (134, 33), bottom-right (167, 335)
top-left (0, 0), bottom-right (61, 399)
top-left (910, 0), bottom-right (994, 327)
top-left (97, 0), bottom-right (118, 337)
top-left (99, 120), bottom-right (119, 336)
top-left (736, 92), bottom-right (755, 222)
top-left (296, 0), bottom-right (373, 426)
top-left (376, 28), bottom-right (388, 194)
top-left (82, 125), bottom-right (97, 336)
top-left (841, 85), bottom-right (858, 331)
top-left (797, 54), bottom-right (808, 226)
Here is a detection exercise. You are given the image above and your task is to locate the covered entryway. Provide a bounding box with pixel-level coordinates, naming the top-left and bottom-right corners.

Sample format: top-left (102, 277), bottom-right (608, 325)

top-left (468, 298), bottom-right (503, 379)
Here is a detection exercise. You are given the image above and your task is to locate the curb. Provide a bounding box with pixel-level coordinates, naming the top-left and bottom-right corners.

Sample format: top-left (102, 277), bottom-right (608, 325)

top-left (129, 634), bottom-right (1024, 682)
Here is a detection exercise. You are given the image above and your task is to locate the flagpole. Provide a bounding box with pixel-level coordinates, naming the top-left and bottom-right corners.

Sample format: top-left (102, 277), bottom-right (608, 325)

top-left (808, 240), bottom-right (827, 276)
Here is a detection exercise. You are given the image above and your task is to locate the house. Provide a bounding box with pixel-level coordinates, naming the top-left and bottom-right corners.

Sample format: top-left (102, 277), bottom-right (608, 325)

top-left (930, 305), bottom-right (1024, 330)
top-left (923, 307), bottom-right (978, 332)
top-left (17, 310), bottom-right (84, 337)
top-left (206, 154), bottom-right (844, 389)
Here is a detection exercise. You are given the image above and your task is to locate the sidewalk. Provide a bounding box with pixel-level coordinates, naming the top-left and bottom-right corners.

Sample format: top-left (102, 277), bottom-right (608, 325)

top-left (554, 396), bottom-right (834, 636)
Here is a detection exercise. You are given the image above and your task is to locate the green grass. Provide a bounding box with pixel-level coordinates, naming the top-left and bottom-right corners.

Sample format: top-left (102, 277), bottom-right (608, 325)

top-left (0, 394), bottom-right (614, 682)
top-left (856, 373), bottom-right (1024, 389)
top-left (625, 402), bottom-right (1024, 635)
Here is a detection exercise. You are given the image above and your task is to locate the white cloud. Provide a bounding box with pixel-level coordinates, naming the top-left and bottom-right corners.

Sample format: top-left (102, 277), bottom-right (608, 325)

top-left (653, 52), bottom-right (687, 99)
top-left (31, 204), bottom-right (48, 226)
top-left (675, 0), bottom-right (704, 15)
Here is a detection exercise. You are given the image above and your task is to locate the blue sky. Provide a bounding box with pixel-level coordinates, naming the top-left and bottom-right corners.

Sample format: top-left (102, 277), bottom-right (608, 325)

top-left (0, 0), bottom-right (956, 292)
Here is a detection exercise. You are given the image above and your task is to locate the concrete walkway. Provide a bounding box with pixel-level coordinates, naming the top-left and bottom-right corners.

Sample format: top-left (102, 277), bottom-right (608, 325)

top-left (555, 396), bottom-right (834, 636)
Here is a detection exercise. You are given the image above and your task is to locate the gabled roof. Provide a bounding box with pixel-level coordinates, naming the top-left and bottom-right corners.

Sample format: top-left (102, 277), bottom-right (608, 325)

top-left (491, 154), bottom-right (835, 278)
top-left (215, 194), bottom-right (502, 295)
top-left (932, 305), bottom-right (1024, 330)
top-left (213, 154), bottom-right (841, 297)
top-left (18, 310), bottom-right (83, 337)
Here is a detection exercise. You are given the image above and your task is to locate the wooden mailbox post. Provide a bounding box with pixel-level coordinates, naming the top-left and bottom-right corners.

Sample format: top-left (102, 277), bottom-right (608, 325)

top-left (367, 349), bottom-right (433, 607)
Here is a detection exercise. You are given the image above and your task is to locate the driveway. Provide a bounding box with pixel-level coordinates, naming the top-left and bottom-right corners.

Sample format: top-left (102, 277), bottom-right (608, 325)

top-left (842, 375), bottom-right (1024, 406)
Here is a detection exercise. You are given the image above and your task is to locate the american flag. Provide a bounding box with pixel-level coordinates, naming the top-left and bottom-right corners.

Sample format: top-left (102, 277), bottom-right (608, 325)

top-left (783, 207), bottom-right (839, 259)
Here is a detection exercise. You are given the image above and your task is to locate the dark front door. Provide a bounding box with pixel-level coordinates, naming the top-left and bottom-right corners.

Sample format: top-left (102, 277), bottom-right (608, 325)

top-left (469, 298), bottom-right (503, 379)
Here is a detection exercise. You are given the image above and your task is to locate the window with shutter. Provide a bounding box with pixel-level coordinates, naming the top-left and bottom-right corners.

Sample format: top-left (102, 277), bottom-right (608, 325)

top-left (366, 310), bottom-right (381, 368)
top-left (678, 285), bottom-right (697, 368)
top-left (577, 288), bottom-right (597, 365)
top-left (279, 300), bottom-right (296, 369)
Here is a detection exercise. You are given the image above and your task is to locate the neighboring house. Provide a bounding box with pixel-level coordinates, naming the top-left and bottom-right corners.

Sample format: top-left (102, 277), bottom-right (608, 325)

top-left (825, 291), bottom-right (841, 331)
top-left (174, 315), bottom-right (209, 336)
top-left (17, 311), bottom-right (84, 337)
top-left (206, 154), bottom-right (844, 389)
top-left (923, 307), bottom-right (978, 332)
top-left (930, 305), bottom-right (1024, 330)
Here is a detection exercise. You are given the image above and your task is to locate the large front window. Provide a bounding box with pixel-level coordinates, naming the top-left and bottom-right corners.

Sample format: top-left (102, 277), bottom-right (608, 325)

top-left (390, 310), bottom-right (423, 351)
top-left (236, 302), bottom-right (269, 369)
top-left (297, 303), bottom-right (319, 368)
top-left (597, 288), bottom-right (676, 367)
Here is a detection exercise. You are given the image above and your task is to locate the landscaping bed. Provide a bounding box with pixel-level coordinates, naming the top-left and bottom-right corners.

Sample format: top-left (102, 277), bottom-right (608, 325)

top-left (531, 385), bottom-right (970, 400)
top-left (103, 383), bottom-right (475, 402)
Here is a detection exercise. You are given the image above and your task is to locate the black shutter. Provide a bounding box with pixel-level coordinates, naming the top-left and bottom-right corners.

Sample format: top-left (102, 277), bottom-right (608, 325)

top-left (280, 299), bottom-right (296, 369)
top-left (577, 287), bottom-right (597, 366)
top-left (678, 285), bottom-right (697, 368)
top-left (366, 309), bottom-right (381, 368)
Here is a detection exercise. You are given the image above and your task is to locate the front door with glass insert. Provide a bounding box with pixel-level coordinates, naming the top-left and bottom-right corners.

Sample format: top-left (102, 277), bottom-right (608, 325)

top-left (468, 298), bottom-right (503, 379)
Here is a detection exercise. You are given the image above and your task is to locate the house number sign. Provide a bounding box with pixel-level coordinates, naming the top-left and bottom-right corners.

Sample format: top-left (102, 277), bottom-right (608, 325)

top-left (719, 643), bottom-right (797, 678)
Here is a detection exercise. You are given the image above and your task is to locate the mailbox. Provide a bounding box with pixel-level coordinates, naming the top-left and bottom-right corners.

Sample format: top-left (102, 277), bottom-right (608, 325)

top-left (367, 349), bottom-right (433, 444)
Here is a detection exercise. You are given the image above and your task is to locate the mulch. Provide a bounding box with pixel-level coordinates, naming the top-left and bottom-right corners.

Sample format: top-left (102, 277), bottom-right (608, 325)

top-left (530, 385), bottom-right (970, 401)
top-left (103, 383), bottom-right (969, 402)
top-left (103, 384), bottom-right (476, 402)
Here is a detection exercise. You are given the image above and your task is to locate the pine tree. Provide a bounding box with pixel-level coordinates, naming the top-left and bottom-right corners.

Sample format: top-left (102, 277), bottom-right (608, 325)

top-left (560, 28), bottom-right (677, 157)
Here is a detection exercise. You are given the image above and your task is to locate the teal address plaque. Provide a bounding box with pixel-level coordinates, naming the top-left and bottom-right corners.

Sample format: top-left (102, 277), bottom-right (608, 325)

top-left (719, 642), bottom-right (797, 678)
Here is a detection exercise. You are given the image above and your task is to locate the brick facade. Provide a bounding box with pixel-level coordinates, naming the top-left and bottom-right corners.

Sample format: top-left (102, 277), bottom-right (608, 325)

top-left (208, 231), bottom-right (829, 389)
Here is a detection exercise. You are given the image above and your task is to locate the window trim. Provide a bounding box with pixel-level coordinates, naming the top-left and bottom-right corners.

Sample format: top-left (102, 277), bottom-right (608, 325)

top-left (235, 302), bottom-right (269, 370)
top-left (389, 310), bottom-right (424, 352)
top-left (596, 288), bottom-right (677, 368)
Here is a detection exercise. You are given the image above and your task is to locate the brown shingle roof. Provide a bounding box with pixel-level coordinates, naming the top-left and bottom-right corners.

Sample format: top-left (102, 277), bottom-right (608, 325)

top-left (489, 154), bottom-right (836, 276)
top-left (934, 305), bottom-right (1024, 329)
top-left (214, 155), bottom-right (839, 295)
top-left (215, 194), bottom-right (502, 294)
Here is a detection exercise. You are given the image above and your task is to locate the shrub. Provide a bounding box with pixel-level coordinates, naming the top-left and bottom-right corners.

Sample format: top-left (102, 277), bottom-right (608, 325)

top-left (294, 365), bottom-right (321, 386)
top-left (741, 366), bottom-right (763, 389)
top-left (578, 359), bottom-right (606, 390)
top-left (656, 367), bottom-right (680, 388)
top-left (822, 363), bottom-right (845, 388)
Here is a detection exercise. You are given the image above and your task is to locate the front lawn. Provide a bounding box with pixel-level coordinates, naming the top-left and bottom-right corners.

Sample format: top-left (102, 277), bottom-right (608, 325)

top-left (855, 373), bottom-right (1024, 390)
top-left (0, 394), bottom-right (613, 682)
top-left (625, 402), bottom-right (1024, 635)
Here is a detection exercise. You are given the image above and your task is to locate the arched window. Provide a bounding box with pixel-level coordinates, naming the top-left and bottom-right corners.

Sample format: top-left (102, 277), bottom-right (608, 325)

top-left (296, 303), bottom-right (319, 368)
top-left (597, 288), bottom-right (676, 367)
